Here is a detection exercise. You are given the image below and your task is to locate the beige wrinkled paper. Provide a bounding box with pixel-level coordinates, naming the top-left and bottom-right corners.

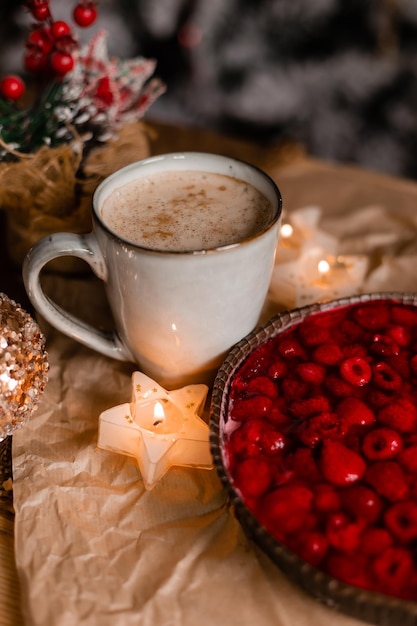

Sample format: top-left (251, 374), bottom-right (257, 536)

top-left (13, 159), bottom-right (417, 626)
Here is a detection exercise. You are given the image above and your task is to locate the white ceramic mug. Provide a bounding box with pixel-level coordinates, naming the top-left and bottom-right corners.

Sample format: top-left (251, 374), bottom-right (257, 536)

top-left (23, 152), bottom-right (282, 388)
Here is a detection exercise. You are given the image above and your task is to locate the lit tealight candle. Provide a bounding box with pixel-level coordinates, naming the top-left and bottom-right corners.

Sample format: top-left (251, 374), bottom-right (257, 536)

top-left (97, 372), bottom-right (212, 490)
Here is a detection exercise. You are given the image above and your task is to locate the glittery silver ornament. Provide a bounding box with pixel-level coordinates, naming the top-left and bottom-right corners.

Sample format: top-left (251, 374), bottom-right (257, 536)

top-left (0, 293), bottom-right (49, 440)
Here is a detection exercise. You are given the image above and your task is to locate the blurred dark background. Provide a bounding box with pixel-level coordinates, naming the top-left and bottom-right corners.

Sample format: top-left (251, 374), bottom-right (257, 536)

top-left (2, 0), bottom-right (417, 179)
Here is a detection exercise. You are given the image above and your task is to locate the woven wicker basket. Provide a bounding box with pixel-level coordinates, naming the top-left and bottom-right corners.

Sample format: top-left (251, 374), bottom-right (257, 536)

top-left (0, 121), bottom-right (151, 272)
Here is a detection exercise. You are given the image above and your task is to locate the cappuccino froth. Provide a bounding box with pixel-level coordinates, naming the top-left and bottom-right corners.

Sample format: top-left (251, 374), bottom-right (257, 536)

top-left (100, 170), bottom-right (273, 251)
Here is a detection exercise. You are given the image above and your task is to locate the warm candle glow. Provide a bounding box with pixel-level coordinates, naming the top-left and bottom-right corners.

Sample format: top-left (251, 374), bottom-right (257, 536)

top-left (280, 223), bottom-right (294, 238)
top-left (318, 259), bottom-right (330, 275)
top-left (98, 372), bottom-right (212, 489)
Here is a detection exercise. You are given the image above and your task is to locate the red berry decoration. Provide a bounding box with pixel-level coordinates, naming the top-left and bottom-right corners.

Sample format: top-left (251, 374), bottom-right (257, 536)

top-left (0, 75), bottom-right (25, 100)
top-left (51, 20), bottom-right (72, 39)
top-left (224, 299), bottom-right (417, 601)
top-left (73, 2), bottom-right (98, 27)
top-left (50, 51), bottom-right (74, 75)
top-left (31, 2), bottom-right (51, 21)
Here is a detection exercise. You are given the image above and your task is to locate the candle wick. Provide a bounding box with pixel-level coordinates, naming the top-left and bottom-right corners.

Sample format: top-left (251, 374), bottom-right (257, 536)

top-left (153, 419), bottom-right (163, 427)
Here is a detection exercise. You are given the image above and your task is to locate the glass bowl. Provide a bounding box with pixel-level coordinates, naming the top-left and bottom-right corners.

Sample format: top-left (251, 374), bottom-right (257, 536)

top-left (210, 292), bottom-right (417, 626)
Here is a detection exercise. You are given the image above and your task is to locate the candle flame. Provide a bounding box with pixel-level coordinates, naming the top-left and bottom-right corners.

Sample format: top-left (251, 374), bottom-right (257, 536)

top-left (318, 259), bottom-right (330, 275)
top-left (280, 223), bottom-right (293, 238)
top-left (153, 401), bottom-right (165, 426)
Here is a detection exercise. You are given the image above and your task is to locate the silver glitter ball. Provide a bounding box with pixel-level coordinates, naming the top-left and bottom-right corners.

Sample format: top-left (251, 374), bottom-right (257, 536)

top-left (0, 293), bottom-right (49, 440)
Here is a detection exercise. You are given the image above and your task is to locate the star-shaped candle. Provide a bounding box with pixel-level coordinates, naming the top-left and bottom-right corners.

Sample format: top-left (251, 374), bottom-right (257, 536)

top-left (98, 372), bottom-right (212, 489)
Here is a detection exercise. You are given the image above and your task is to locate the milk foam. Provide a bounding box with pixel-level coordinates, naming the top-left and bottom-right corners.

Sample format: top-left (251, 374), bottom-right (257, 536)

top-left (100, 170), bottom-right (273, 251)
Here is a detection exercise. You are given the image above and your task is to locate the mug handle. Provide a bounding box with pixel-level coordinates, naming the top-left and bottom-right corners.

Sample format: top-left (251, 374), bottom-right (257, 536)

top-left (22, 232), bottom-right (134, 362)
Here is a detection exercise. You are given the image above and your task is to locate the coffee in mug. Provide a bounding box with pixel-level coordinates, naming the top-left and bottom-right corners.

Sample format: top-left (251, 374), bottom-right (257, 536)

top-left (101, 170), bottom-right (274, 252)
top-left (23, 152), bottom-right (282, 388)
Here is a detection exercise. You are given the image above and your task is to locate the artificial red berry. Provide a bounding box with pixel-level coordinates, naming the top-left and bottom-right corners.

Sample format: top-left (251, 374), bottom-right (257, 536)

top-left (73, 2), bottom-right (98, 27)
top-left (320, 440), bottom-right (366, 486)
top-left (366, 461), bottom-right (409, 501)
top-left (31, 2), bottom-right (50, 21)
top-left (340, 357), bottom-right (372, 386)
top-left (51, 20), bottom-right (72, 39)
top-left (340, 484), bottom-right (383, 523)
top-left (362, 427), bottom-right (403, 460)
top-left (50, 51), bottom-right (74, 75)
top-left (378, 396), bottom-right (417, 432)
top-left (384, 501), bottom-right (417, 542)
top-left (24, 51), bottom-right (48, 73)
top-left (0, 75), bottom-right (25, 100)
top-left (26, 28), bottom-right (53, 55)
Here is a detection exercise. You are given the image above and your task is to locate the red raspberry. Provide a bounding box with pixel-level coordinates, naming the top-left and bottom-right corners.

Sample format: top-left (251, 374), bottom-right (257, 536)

top-left (320, 440), bottom-right (366, 486)
top-left (281, 378), bottom-right (309, 401)
top-left (297, 412), bottom-right (345, 447)
top-left (340, 484), bottom-right (383, 523)
top-left (326, 512), bottom-right (364, 552)
top-left (366, 461), bottom-right (409, 501)
top-left (370, 334), bottom-right (400, 357)
top-left (294, 530), bottom-right (328, 566)
top-left (259, 482), bottom-right (313, 537)
top-left (295, 362), bottom-right (326, 384)
top-left (336, 397), bottom-right (375, 428)
top-left (297, 319), bottom-right (330, 347)
top-left (367, 389), bottom-right (392, 408)
top-left (385, 353), bottom-right (411, 379)
top-left (385, 501), bottom-right (417, 542)
top-left (362, 427), bottom-right (403, 460)
top-left (387, 325), bottom-right (411, 347)
top-left (371, 547), bottom-right (413, 595)
top-left (360, 527), bottom-right (393, 556)
top-left (372, 362), bottom-right (402, 391)
top-left (342, 344), bottom-right (368, 359)
top-left (278, 335), bottom-right (305, 359)
top-left (260, 429), bottom-right (288, 457)
top-left (268, 404), bottom-right (290, 427)
top-left (410, 354), bottom-right (417, 376)
top-left (230, 395), bottom-right (273, 421)
top-left (233, 457), bottom-right (273, 498)
top-left (391, 304), bottom-right (417, 326)
top-left (324, 374), bottom-right (356, 398)
top-left (313, 342), bottom-right (344, 365)
top-left (398, 445), bottom-right (417, 473)
top-left (326, 551), bottom-right (370, 588)
top-left (289, 395), bottom-right (331, 419)
top-left (245, 376), bottom-right (278, 399)
top-left (352, 302), bottom-right (390, 331)
top-left (290, 448), bottom-right (322, 482)
top-left (339, 318), bottom-right (364, 342)
top-left (313, 483), bottom-right (340, 513)
top-left (378, 396), bottom-right (417, 432)
top-left (340, 357), bottom-right (372, 386)
top-left (267, 359), bottom-right (287, 379)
